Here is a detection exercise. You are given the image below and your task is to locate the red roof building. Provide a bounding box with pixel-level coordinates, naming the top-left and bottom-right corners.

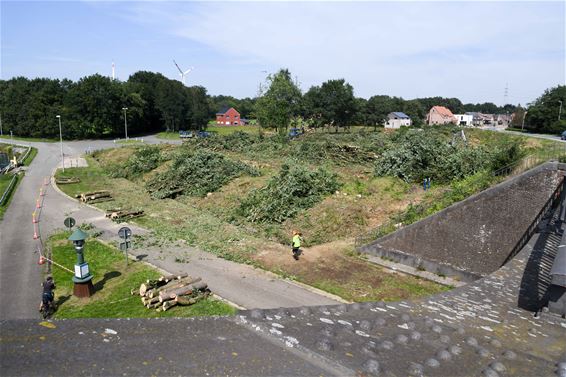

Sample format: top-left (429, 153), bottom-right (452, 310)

top-left (426, 106), bottom-right (457, 125)
top-left (216, 107), bottom-right (241, 126)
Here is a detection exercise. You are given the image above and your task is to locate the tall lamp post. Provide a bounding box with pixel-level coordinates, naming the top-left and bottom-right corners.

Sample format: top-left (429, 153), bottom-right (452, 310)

top-left (69, 229), bottom-right (94, 297)
top-left (122, 107), bottom-right (128, 140)
top-left (559, 100), bottom-right (563, 121)
top-left (56, 115), bottom-right (64, 171)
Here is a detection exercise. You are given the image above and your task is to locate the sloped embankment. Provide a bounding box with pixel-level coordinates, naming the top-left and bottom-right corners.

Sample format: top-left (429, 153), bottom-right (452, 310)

top-left (360, 162), bottom-right (563, 281)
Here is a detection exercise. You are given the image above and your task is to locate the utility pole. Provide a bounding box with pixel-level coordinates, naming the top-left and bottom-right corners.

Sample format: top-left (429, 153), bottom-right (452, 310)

top-left (56, 115), bottom-right (64, 172)
top-left (521, 110), bottom-right (528, 132)
top-left (559, 100), bottom-right (563, 121)
top-left (0, 113), bottom-right (2, 136)
top-left (122, 107), bottom-right (128, 140)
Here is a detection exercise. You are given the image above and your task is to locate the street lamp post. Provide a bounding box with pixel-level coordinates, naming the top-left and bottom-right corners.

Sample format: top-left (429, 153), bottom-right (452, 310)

top-left (56, 115), bottom-right (64, 171)
top-left (521, 110), bottom-right (528, 132)
top-left (122, 107), bottom-right (128, 140)
top-left (69, 229), bottom-right (94, 297)
top-left (559, 100), bottom-right (563, 121)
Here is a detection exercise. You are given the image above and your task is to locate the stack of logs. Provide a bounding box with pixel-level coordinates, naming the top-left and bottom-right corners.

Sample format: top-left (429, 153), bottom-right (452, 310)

top-left (132, 273), bottom-right (210, 312)
top-left (76, 190), bottom-right (114, 204)
top-left (105, 208), bottom-right (145, 222)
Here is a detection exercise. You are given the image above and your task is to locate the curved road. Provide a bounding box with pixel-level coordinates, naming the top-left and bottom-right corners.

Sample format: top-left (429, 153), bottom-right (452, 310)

top-left (0, 137), bottom-right (340, 320)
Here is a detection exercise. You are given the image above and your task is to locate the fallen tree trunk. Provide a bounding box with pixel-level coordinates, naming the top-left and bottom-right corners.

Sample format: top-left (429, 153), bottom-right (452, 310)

top-left (139, 279), bottom-right (167, 296)
top-left (149, 277), bottom-right (199, 298)
top-left (159, 281), bottom-right (207, 302)
top-left (162, 300), bottom-right (178, 311)
top-left (159, 272), bottom-right (189, 282)
top-left (175, 292), bottom-right (210, 306)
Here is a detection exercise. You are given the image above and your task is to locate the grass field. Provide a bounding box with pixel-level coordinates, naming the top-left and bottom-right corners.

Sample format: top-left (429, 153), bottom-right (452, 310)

top-left (46, 232), bottom-right (237, 318)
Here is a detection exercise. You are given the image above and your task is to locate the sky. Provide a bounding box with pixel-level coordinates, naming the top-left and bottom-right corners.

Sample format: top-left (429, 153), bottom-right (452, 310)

top-left (1, 1), bottom-right (565, 106)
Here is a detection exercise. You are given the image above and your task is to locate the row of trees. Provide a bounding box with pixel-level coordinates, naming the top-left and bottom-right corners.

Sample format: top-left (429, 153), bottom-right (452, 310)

top-left (1, 68), bottom-right (560, 139)
top-left (0, 72), bottom-right (210, 139)
top-left (254, 69), bottom-right (522, 133)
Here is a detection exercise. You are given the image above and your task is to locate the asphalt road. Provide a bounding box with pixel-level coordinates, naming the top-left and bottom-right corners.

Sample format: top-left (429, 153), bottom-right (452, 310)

top-left (0, 137), bottom-right (340, 320)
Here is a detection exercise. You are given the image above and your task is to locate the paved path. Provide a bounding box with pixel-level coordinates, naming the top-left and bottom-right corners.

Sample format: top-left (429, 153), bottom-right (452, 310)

top-left (0, 137), bottom-right (341, 320)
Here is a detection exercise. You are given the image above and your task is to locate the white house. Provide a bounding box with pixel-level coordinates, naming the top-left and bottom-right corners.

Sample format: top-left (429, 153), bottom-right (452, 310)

top-left (385, 112), bottom-right (412, 129)
top-left (454, 114), bottom-right (474, 126)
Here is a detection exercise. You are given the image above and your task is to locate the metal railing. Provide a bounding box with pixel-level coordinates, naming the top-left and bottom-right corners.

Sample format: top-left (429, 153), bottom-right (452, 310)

top-left (0, 174), bottom-right (18, 206)
top-left (501, 177), bottom-right (564, 266)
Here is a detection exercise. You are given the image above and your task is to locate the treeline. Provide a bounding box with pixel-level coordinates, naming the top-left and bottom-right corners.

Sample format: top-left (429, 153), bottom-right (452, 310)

top-left (0, 69), bottom-right (528, 139)
top-left (522, 85), bottom-right (566, 134)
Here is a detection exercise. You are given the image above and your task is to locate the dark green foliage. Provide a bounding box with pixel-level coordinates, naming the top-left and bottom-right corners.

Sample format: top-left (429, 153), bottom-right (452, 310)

top-left (375, 129), bottom-right (525, 183)
top-left (489, 139), bottom-right (526, 172)
top-left (375, 129), bottom-right (488, 182)
top-left (237, 162), bottom-right (340, 223)
top-left (146, 150), bottom-right (259, 199)
top-left (109, 146), bottom-right (162, 179)
top-left (524, 85), bottom-right (566, 133)
top-left (292, 139), bottom-right (376, 166)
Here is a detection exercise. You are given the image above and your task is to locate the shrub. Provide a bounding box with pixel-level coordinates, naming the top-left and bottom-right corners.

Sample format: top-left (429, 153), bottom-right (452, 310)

top-left (109, 145), bottom-right (162, 179)
top-left (145, 150), bottom-right (259, 199)
top-left (374, 129), bottom-right (518, 183)
top-left (237, 161), bottom-right (340, 223)
top-left (489, 139), bottom-right (525, 172)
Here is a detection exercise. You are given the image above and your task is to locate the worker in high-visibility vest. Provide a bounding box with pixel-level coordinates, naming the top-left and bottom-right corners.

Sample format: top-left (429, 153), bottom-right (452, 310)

top-left (291, 230), bottom-right (303, 260)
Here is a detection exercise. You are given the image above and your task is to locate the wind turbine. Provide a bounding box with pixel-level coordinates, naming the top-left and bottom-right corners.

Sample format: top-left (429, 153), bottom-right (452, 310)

top-left (173, 60), bottom-right (194, 85)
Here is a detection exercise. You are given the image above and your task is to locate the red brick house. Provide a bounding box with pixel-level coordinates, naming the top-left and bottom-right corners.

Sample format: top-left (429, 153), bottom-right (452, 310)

top-left (216, 107), bottom-right (241, 125)
top-left (426, 106), bottom-right (457, 125)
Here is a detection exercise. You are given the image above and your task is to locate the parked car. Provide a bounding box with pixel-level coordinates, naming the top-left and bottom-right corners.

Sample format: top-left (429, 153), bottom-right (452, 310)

top-left (179, 130), bottom-right (193, 139)
top-left (561, 131), bottom-right (566, 140)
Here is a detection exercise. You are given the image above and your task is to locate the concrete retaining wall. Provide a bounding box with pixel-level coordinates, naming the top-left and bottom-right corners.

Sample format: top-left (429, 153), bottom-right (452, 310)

top-left (360, 162), bottom-right (563, 281)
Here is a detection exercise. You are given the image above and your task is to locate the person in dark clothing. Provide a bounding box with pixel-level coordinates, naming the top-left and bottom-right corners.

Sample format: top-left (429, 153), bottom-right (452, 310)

top-left (39, 276), bottom-right (55, 311)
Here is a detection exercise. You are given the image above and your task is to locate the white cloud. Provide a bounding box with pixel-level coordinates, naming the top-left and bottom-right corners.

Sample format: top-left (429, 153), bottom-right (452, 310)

top-left (120, 1), bottom-right (564, 104)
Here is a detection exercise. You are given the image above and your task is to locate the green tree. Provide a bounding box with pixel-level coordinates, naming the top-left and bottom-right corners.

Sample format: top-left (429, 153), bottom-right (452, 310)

top-left (154, 79), bottom-right (186, 132)
top-left (525, 85), bottom-right (566, 133)
top-left (66, 74), bottom-right (125, 138)
top-left (254, 69), bottom-right (302, 134)
top-left (303, 79), bottom-right (357, 132)
top-left (186, 86), bottom-right (210, 131)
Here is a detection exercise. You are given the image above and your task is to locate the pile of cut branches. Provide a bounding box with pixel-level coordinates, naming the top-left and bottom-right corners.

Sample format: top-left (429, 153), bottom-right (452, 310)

top-left (237, 161), bottom-right (340, 223)
top-left (146, 149), bottom-right (260, 199)
top-left (109, 145), bottom-right (162, 179)
top-left (293, 140), bottom-right (377, 165)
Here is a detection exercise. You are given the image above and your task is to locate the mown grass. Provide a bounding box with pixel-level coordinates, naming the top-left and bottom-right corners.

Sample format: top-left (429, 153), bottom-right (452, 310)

top-left (47, 232), bottom-right (236, 318)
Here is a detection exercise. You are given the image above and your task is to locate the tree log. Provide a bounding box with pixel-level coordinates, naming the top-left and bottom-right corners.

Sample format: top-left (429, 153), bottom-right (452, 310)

top-left (175, 292), bottom-right (209, 306)
top-left (130, 288), bottom-right (139, 296)
top-left (159, 272), bottom-right (189, 282)
top-left (160, 281), bottom-right (207, 301)
top-left (140, 279), bottom-right (167, 296)
top-left (155, 277), bottom-right (201, 299)
top-left (162, 300), bottom-right (178, 311)
top-left (149, 279), bottom-right (187, 298)
top-left (147, 296), bottom-right (160, 305)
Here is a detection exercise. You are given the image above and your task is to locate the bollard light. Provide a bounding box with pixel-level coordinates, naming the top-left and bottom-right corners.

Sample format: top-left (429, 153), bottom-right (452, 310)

top-left (68, 229), bottom-right (94, 297)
